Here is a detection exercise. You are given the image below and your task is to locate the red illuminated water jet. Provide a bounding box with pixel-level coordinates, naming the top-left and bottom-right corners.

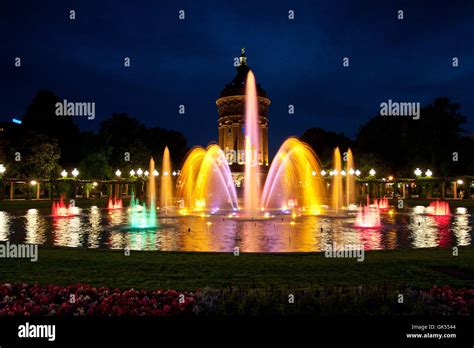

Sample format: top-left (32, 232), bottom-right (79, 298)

top-left (428, 201), bottom-right (450, 216)
top-left (51, 195), bottom-right (79, 217)
top-left (107, 197), bottom-right (123, 210)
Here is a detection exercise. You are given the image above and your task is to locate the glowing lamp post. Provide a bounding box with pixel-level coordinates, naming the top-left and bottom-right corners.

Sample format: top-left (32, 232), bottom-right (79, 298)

top-left (61, 170), bottom-right (68, 178)
top-left (153, 170), bottom-right (159, 177)
top-left (349, 168), bottom-right (355, 175)
top-left (72, 168), bottom-right (79, 178)
top-left (311, 170), bottom-right (317, 177)
top-left (144, 170), bottom-right (149, 177)
top-left (130, 169), bottom-right (136, 177)
top-left (115, 169), bottom-right (121, 177)
top-left (369, 169), bottom-right (376, 177)
top-left (0, 164), bottom-right (6, 175)
top-left (137, 168), bottom-right (143, 176)
top-left (414, 168), bottom-right (422, 177)
top-left (320, 170), bottom-right (327, 176)
top-left (355, 169), bottom-right (361, 177)
top-left (425, 169), bottom-right (432, 177)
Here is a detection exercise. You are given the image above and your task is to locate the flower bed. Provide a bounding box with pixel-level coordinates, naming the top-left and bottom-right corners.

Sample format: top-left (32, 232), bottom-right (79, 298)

top-left (0, 283), bottom-right (197, 316)
top-left (0, 283), bottom-right (472, 316)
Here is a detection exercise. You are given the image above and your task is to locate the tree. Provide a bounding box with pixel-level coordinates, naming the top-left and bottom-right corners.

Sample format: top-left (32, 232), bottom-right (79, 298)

top-left (355, 97), bottom-right (468, 176)
top-left (8, 133), bottom-right (61, 180)
top-left (21, 91), bottom-right (80, 167)
top-left (300, 127), bottom-right (353, 166)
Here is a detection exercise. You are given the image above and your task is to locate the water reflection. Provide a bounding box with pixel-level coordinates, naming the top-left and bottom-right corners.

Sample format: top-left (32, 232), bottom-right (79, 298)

top-left (0, 211), bottom-right (11, 241)
top-left (24, 209), bottom-right (47, 245)
top-left (0, 206), bottom-right (471, 252)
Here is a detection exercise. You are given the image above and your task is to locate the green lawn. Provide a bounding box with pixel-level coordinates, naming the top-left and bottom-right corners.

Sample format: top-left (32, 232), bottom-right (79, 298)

top-left (0, 246), bottom-right (473, 291)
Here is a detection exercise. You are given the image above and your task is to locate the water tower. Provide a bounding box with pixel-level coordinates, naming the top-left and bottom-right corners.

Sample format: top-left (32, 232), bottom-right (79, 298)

top-left (216, 49), bottom-right (270, 187)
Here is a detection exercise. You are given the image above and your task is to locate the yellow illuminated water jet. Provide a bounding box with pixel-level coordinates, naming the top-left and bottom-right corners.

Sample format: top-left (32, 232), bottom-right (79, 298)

top-left (332, 147), bottom-right (343, 213)
top-left (260, 138), bottom-right (325, 214)
top-left (177, 144), bottom-right (238, 212)
top-left (160, 147), bottom-right (173, 213)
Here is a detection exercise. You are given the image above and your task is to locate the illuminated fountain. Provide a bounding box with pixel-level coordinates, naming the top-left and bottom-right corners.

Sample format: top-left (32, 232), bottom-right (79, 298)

top-left (428, 201), bottom-right (450, 216)
top-left (354, 197), bottom-right (381, 228)
top-left (177, 70), bottom-right (328, 217)
top-left (332, 147), bottom-right (344, 213)
top-left (160, 146), bottom-right (173, 214)
top-left (51, 195), bottom-right (80, 217)
top-left (261, 138), bottom-right (325, 214)
top-left (128, 158), bottom-right (157, 228)
top-left (107, 197), bottom-right (123, 210)
top-left (178, 144), bottom-right (238, 213)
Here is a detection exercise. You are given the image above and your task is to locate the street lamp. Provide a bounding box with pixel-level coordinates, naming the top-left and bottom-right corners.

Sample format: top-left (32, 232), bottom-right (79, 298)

top-left (137, 168), bottom-right (143, 176)
top-left (311, 170), bottom-right (316, 176)
top-left (414, 168), bottom-right (422, 176)
top-left (457, 179), bottom-right (464, 185)
top-left (115, 169), bottom-right (121, 177)
top-left (130, 169), bottom-right (135, 176)
top-left (72, 168), bottom-right (79, 178)
top-left (341, 170), bottom-right (346, 176)
top-left (425, 169), bottom-right (432, 177)
top-left (349, 168), bottom-right (355, 175)
top-left (153, 170), bottom-right (159, 176)
top-left (369, 169), bottom-right (376, 176)
top-left (320, 170), bottom-right (327, 176)
top-left (0, 164), bottom-right (6, 175)
top-left (144, 170), bottom-right (149, 176)
top-left (172, 171), bottom-right (177, 176)
top-left (355, 169), bottom-right (361, 177)
top-left (30, 180), bottom-right (37, 186)
top-left (163, 171), bottom-right (169, 176)
top-left (61, 170), bottom-right (68, 178)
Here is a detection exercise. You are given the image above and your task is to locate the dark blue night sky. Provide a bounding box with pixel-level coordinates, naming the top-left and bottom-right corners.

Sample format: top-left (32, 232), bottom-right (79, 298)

top-left (1, 0), bottom-right (473, 155)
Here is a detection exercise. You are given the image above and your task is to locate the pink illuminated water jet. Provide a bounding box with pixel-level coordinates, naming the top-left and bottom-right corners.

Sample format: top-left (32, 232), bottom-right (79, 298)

top-left (107, 197), bottom-right (123, 210)
top-left (428, 201), bottom-right (450, 216)
top-left (354, 198), bottom-right (381, 228)
top-left (244, 70), bottom-right (260, 217)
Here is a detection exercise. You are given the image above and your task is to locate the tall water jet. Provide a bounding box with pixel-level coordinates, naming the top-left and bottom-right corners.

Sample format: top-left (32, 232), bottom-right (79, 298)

top-left (160, 147), bottom-right (173, 213)
top-left (261, 138), bottom-right (325, 214)
top-left (244, 70), bottom-right (260, 217)
top-left (332, 147), bottom-right (343, 213)
top-left (345, 148), bottom-right (356, 206)
top-left (128, 157), bottom-right (157, 228)
top-left (178, 145), bottom-right (238, 213)
top-left (148, 157), bottom-right (157, 211)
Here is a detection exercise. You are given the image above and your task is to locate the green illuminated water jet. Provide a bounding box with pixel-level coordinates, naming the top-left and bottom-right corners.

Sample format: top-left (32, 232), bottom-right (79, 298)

top-left (128, 158), bottom-right (157, 228)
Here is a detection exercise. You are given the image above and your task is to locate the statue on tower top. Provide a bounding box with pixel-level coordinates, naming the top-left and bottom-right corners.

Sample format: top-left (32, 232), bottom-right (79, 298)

top-left (239, 47), bottom-right (247, 65)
